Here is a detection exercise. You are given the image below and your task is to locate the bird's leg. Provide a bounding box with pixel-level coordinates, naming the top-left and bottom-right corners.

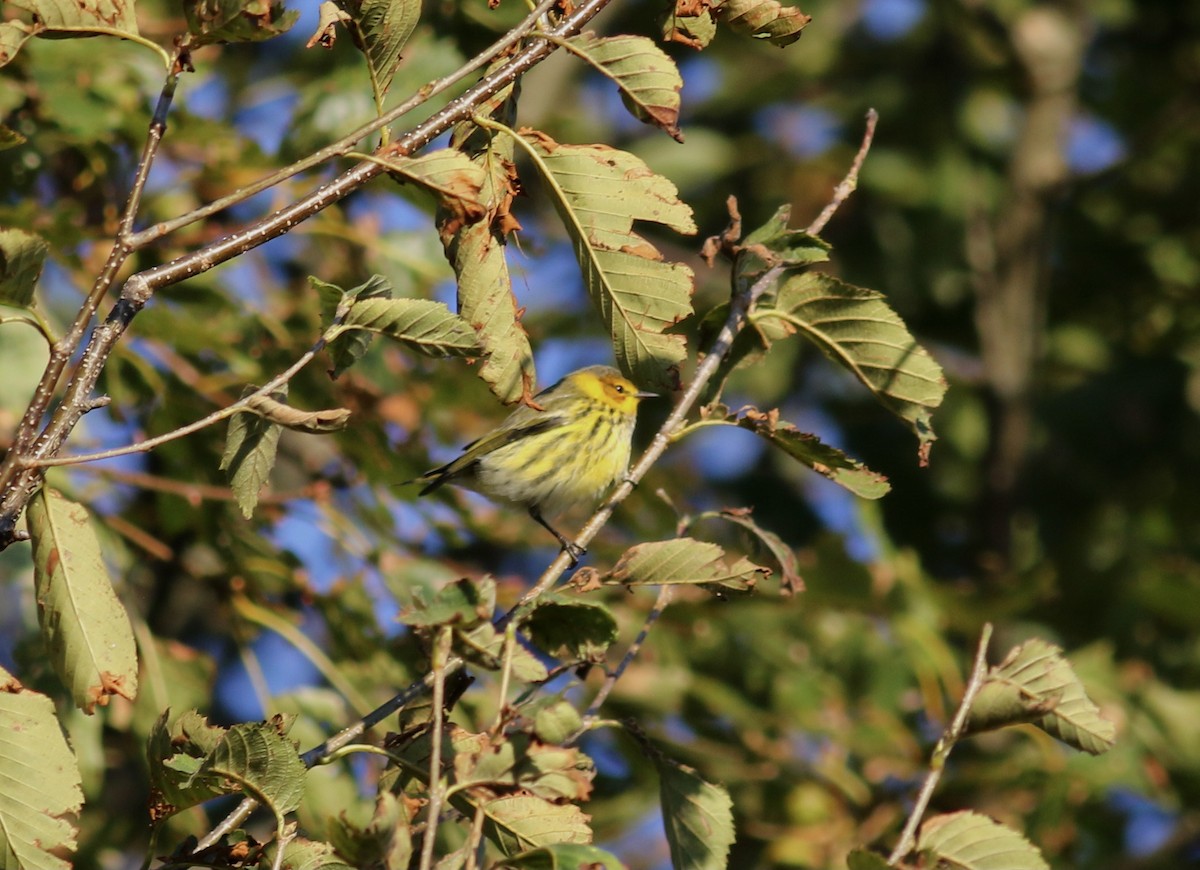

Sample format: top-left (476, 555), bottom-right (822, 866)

top-left (529, 507), bottom-right (585, 567)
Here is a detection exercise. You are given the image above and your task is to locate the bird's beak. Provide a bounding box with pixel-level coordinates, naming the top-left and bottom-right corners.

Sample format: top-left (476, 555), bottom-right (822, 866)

top-left (635, 390), bottom-right (658, 399)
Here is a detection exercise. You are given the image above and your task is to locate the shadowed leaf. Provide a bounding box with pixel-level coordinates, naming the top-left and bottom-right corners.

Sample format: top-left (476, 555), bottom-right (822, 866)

top-left (496, 844), bottom-right (625, 869)
top-left (313, 274), bottom-right (392, 378)
top-left (846, 849), bottom-right (891, 870)
top-left (221, 389), bottom-right (284, 519)
top-left (27, 488), bottom-right (138, 712)
top-left (606, 537), bottom-right (769, 591)
top-left (524, 597), bottom-right (618, 661)
top-left (192, 720), bottom-right (306, 816)
top-left (0, 679), bottom-right (84, 870)
top-left (700, 507), bottom-right (804, 594)
top-left (245, 393), bottom-right (351, 433)
top-left (568, 33), bottom-right (684, 141)
top-left (918, 811), bottom-right (1049, 870)
top-left (715, 0), bottom-right (812, 46)
top-left (0, 228), bottom-right (48, 308)
top-left (657, 757), bottom-right (734, 870)
top-left (184, 0), bottom-right (297, 45)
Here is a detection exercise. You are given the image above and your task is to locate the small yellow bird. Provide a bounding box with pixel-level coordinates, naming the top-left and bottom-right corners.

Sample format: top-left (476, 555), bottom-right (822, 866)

top-left (411, 365), bottom-right (655, 563)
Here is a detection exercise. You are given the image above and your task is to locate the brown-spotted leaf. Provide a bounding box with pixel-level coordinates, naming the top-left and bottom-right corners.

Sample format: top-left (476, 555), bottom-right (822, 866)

top-left (714, 0), bottom-right (811, 46)
top-left (606, 537), bottom-right (768, 592)
top-left (568, 33), bottom-right (684, 141)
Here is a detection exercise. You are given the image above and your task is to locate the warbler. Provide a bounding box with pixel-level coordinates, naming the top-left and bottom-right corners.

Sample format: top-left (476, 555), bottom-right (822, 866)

top-left (410, 365), bottom-right (655, 564)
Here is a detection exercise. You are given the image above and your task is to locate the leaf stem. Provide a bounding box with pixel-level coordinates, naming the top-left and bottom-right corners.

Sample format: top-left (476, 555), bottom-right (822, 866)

top-left (887, 622), bottom-right (993, 865)
top-left (807, 108), bottom-right (878, 236)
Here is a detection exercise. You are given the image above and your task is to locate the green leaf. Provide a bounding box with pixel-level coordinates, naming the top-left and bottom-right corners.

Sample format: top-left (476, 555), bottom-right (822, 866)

top-left (656, 757), bottom-right (734, 870)
top-left (385, 149), bottom-right (487, 229)
top-left (662, 8), bottom-right (716, 50)
top-left (147, 710), bottom-right (233, 815)
top-left (439, 115), bottom-right (535, 404)
top-left (220, 389), bottom-right (284, 519)
top-left (700, 507), bottom-right (804, 594)
top-left (845, 849), bottom-right (891, 870)
top-left (327, 792), bottom-right (412, 870)
top-left (334, 0), bottom-right (421, 99)
top-left (533, 701), bottom-right (584, 745)
top-left (710, 405), bottom-right (891, 499)
top-left (259, 838), bottom-right (354, 870)
top-left (0, 681), bottom-right (84, 870)
top-left (523, 132), bottom-right (696, 389)
top-left (0, 126), bottom-right (24, 150)
top-left (917, 811), bottom-right (1049, 870)
top-left (184, 0), bottom-right (298, 45)
top-left (457, 622), bottom-right (550, 682)
top-left (0, 228), bottom-right (48, 308)
top-left (27, 488), bottom-right (138, 713)
top-left (401, 576), bottom-right (495, 628)
top-left (605, 537), bottom-right (770, 591)
top-left (312, 274), bottom-right (392, 378)
top-left (496, 844), bottom-right (626, 870)
top-left (334, 297), bottom-right (483, 358)
top-left (481, 794), bottom-right (593, 855)
top-left (568, 33), bottom-right (683, 141)
top-left (736, 205), bottom-right (831, 286)
top-left (524, 597), bottom-right (619, 661)
top-left (714, 0), bottom-right (812, 46)
top-left (766, 271), bottom-right (947, 463)
top-left (968, 639), bottom-right (1116, 755)
top-left (192, 721), bottom-right (306, 817)
top-left (0, 22), bottom-right (35, 68)
top-left (9, 0), bottom-right (138, 35)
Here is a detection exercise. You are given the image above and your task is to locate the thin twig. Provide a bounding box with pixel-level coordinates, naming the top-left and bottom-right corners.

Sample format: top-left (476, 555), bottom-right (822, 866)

top-left (887, 622), bottom-right (994, 865)
top-left (77, 465), bottom-right (319, 506)
top-left (419, 627), bottom-right (453, 870)
top-left (807, 108), bottom-right (878, 236)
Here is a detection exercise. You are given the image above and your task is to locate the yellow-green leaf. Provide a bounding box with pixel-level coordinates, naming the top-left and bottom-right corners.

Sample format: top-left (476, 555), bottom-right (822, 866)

top-left (657, 757), bottom-right (734, 870)
top-left (334, 297), bottom-right (483, 357)
top-left (0, 680), bottom-right (84, 870)
top-left (523, 132), bottom-right (696, 389)
top-left (606, 537), bottom-right (769, 591)
top-left (714, 0), bottom-right (812, 46)
top-left (334, 0), bottom-right (421, 99)
top-left (568, 33), bottom-right (684, 141)
top-left (27, 488), bottom-right (138, 713)
top-left (184, 0), bottom-right (297, 45)
top-left (0, 227), bottom-right (48, 308)
top-left (917, 811), bottom-right (1050, 870)
top-left (481, 794), bottom-right (593, 854)
top-left (10, 0), bottom-right (138, 35)
top-left (220, 390), bottom-right (284, 519)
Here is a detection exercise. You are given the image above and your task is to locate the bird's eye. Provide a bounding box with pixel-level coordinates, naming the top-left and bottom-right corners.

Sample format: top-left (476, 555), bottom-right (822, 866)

top-left (613, 384), bottom-right (626, 394)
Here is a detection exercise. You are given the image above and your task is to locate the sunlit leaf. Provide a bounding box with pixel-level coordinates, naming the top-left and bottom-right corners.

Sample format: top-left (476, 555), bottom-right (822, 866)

top-left (313, 274), bottom-right (391, 378)
top-left (766, 271), bottom-right (947, 463)
top-left (533, 701), bottom-right (583, 745)
top-left (496, 844), bottom-right (625, 870)
top-left (27, 488), bottom-right (138, 713)
top-left (663, 7), bottom-right (716, 50)
top-left (481, 794), bottom-right (593, 854)
top-left (441, 93), bottom-right (535, 404)
top-left (220, 390), bottom-right (284, 519)
top-left (193, 721), bottom-right (306, 817)
top-left (523, 132), bottom-right (696, 389)
top-left (968, 639), bottom-right (1116, 755)
top-left (9, 0), bottom-right (138, 36)
top-left (714, 0), bottom-right (812, 46)
top-left (334, 0), bottom-right (421, 99)
top-left (657, 757), bottom-right (734, 870)
top-left (258, 837), bottom-right (354, 870)
top-left (333, 297), bottom-right (483, 358)
top-left (605, 537), bottom-right (769, 591)
top-left (306, 1), bottom-right (349, 49)
top-left (0, 22), bottom-right (35, 67)
top-left (184, 0), bottom-right (298, 45)
top-left (568, 33), bottom-right (683, 141)
top-left (244, 392), bottom-right (351, 433)
top-left (917, 811), bottom-right (1049, 870)
top-left (0, 228), bottom-right (48, 308)
top-left (401, 576), bottom-right (495, 628)
top-left (0, 679), bottom-right (84, 870)
top-left (385, 149), bottom-right (487, 231)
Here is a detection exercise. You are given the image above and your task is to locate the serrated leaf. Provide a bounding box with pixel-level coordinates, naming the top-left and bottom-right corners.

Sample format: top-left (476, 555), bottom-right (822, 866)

top-left (768, 271), bottom-right (947, 463)
top-left (569, 33), bottom-right (683, 141)
top-left (606, 537), bottom-right (769, 591)
top-left (334, 0), bottom-right (420, 99)
top-left (313, 274), bottom-right (392, 377)
top-left (524, 132), bottom-right (696, 389)
top-left (191, 721), bottom-right (305, 817)
top-left (481, 795), bottom-right (593, 854)
top-left (245, 392), bottom-right (351, 432)
top-left (147, 711), bottom-right (234, 817)
top-left (738, 204), bottom-right (831, 281)
top-left (386, 150), bottom-right (488, 230)
top-left (27, 488), bottom-right (138, 713)
top-left (657, 758), bottom-right (734, 870)
top-left (0, 683), bottom-right (84, 870)
top-left (184, 0), bottom-right (298, 45)
top-left (709, 405), bottom-right (891, 498)
top-left (497, 844), bottom-right (626, 869)
top-left (334, 297), bottom-right (483, 357)
top-left (9, 0), bottom-right (138, 35)
top-left (845, 849), bottom-right (891, 870)
top-left (969, 639), bottom-right (1116, 755)
top-left (714, 0), bottom-right (812, 46)
top-left (220, 390), bottom-right (284, 519)
top-left (0, 228), bottom-right (48, 308)
top-left (439, 111), bottom-right (535, 404)
top-left (917, 811), bottom-right (1049, 870)
top-left (524, 598), bottom-right (618, 661)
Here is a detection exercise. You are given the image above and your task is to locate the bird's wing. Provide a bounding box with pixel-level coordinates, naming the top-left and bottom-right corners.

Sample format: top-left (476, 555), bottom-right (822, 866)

top-left (416, 413), bottom-right (570, 495)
